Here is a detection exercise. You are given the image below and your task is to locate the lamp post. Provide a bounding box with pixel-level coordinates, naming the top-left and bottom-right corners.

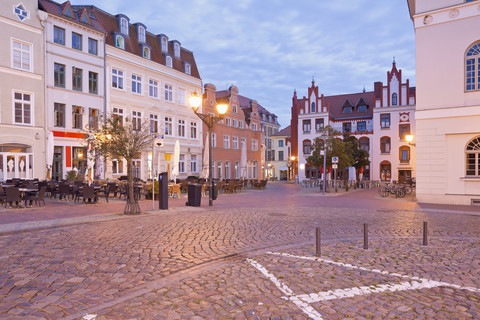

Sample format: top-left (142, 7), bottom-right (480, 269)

top-left (290, 156), bottom-right (296, 183)
top-left (189, 91), bottom-right (227, 206)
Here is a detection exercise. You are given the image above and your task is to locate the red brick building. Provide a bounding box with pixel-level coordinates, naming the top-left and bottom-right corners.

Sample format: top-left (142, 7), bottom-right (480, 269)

top-left (202, 84), bottom-right (263, 180)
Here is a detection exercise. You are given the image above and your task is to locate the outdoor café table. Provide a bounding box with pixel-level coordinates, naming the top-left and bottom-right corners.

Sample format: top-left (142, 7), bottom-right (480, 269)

top-left (19, 187), bottom-right (38, 207)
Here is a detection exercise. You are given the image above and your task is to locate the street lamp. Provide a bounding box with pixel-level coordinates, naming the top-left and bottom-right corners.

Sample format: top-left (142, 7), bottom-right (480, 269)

top-left (290, 156), bottom-right (297, 183)
top-left (189, 91), bottom-right (227, 206)
top-left (405, 134), bottom-right (415, 146)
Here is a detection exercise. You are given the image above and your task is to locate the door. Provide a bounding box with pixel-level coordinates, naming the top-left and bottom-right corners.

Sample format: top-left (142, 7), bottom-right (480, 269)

top-left (2, 153), bottom-right (31, 180)
top-left (398, 170), bottom-right (411, 184)
top-left (52, 146), bottom-right (63, 181)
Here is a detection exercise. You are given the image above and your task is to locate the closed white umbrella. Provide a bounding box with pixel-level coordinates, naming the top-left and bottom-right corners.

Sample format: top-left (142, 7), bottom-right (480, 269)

top-left (240, 140), bottom-right (247, 179)
top-left (46, 131), bottom-right (54, 179)
top-left (87, 135), bottom-right (95, 184)
top-left (200, 134), bottom-right (209, 179)
top-left (171, 139), bottom-right (180, 182)
top-left (95, 156), bottom-right (104, 180)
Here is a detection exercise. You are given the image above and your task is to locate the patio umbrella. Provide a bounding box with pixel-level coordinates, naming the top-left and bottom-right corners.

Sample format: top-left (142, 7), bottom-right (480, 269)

top-left (86, 134), bottom-right (95, 184)
top-left (171, 139), bottom-right (180, 182)
top-left (200, 134), bottom-right (209, 179)
top-left (240, 140), bottom-right (247, 179)
top-left (95, 156), bottom-right (104, 180)
top-left (46, 131), bottom-right (54, 179)
top-left (349, 167), bottom-right (356, 181)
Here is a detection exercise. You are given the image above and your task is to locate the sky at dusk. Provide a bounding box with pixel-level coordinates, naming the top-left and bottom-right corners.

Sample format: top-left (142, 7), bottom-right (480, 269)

top-left (74, 0), bottom-right (416, 128)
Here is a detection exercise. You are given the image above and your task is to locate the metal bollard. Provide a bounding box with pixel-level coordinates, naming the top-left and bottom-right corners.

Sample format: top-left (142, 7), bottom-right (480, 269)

top-left (363, 223), bottom-right (368, 250)
top-left (316, 227), bottom-right (321, 257)
top-left (423, 221), bottom-right (428, 246)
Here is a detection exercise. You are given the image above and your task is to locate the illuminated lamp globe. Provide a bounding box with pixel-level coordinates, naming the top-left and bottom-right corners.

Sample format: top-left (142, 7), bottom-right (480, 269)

top-left (405, 134), bottom-right (414, 143)
top-left (189, 92), bottom-right (202, 112)
top-left (216, 103), bottom-right (228, 115)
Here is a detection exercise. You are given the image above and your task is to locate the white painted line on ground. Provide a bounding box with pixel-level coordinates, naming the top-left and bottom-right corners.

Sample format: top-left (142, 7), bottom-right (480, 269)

top-left (82, 315), bottom-right (97, 320)
top-left (267, 252), bottom-right (480, 294)
top-left (296, 280), bottom-right (443, 303)
top-left (246, 258), bottom-right (324, 320)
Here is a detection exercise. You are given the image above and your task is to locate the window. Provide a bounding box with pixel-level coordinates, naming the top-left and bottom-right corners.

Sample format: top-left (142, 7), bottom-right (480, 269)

top-left (358, 104), bottom-right (367, 112)
top-left (53, 26), bottom-right (65, 45)
top-left (217, 161), bottom-right (222, 180)
top-left (149, 114), bottom-right (158, 133)
top-left (252, 123), bottom-right (257, 131)
top-left (399, 124), bottom-right (410, 140)
top-left (380, 137), bottom-right (391, 154)
top-left (161, 37), bottom-right (168, 52)
top-left (120, 17), bottom-right (129, 35)
top-left (303, 140), bottom-right (311, 154)
top-left (225, 118), bottom-right (231, 126)
top-left (178, 119), bottom-right (185, 137)
top-left (12, 91), bottom-right (32, 126)
top-left (466, 137), bottom-right (480, 176)
top-left (253, 161), bottom-right (258, 179)
top-left (232, 105), bottom-right (238, 113)
top-left (190, 122), bottom-right (197, 139)
top-left (239, 121), bottom-right (244, 129)
top-left (392, 93), bottom-right (398, 106)
top-left (132, 75), bottom-right (142, 94)
top-left (72, 147), bottom-right (87, 173)
top-left (149, 79), bottom-right (158, 98)
top-left (303, 120), bottom-right (311, 133)
top-left (165, 116), bottom-right (173, 136)
top-left (279, 151), bottom-right (284, 161)
top-left (12, 39), bottom-right (31, 71)
top-left (89, 72), bottom-right (98, 94)
top-left (138, 26), bottom-right (146, 42)
top-left (191, 155), bottom-right (197, 173)
top-left (179, 155), bottom-right (185, 173)
top-left (252, 139), bottom-right (258, 151)
top-left (343, 106), bottom-right (353, 113)
top-left (174, 42), bottom-right (180, 58)
top-left (72, 32), bottom-right (82, 50)
top-left (380, 161), bottom-right (391, 181)
top-left (54, 63), bottom-right (65, 88)
top-left (113, 107), bottom-right (124, 126)
top-left (166, 56), bottom-right (173, 68)
top-left (178, 88), bottom-right (186, 105)
top-left (399, 146), bottom-right (410, 163)
top-left (279, 140), bottom-right (284, 147)
top-left (225, 161), bottom-right (231, 179)
top-left (343, 122), bottom-right (351, 133)
top-left (142, 46), bottom-right (150, 59)
top-left (235, 161), bottom-right (240, 179)
top-left (89, 108), bottom-right (99, 130)
top-left (116, 35), bottom-right (124, 49)
top-left (380, 114), bottom-right (390, 129)
top-left (132, 158), bottom-right (141, 177)
top-left (315, 118), bottom-right (324, 132)
top-left (72, 67), bottom-right (82, 91)
top-left (466, 42), bottom-right (480, 91)
top-left (212, 133), bottom-right (217, 147)
top-left (232, 119), bottom-right (238, 127)
top-left (88, 38), bottom-right (97, 55)
top-left (185, 63), bottom-right (191, 75)
top-left (164, 84), bottom-right (173, 101)
top-left (112, 68), bottom-right (124, 89)
top-left (232, 136), bottom-right (239, 149)
top-left (357, 121), bottom-right (366, 133)
top-left (72, 105), bottom-right (83, 129)
top-left (54, 103), bottom-right (65, 127)
top-left (311, 102), bottom-right (316, 112)
top-left (112, 159), bottom-right (124, 174)
top-left (359, 138), bottom-right (369, 152)
top-left (132, 111), bottom-right (142, 131)
top-left (223, 135), bottom-right (230, 149)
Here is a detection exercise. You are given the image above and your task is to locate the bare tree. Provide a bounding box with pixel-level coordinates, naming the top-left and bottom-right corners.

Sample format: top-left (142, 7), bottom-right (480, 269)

top-left (88, 115), bottom-right (153, 214)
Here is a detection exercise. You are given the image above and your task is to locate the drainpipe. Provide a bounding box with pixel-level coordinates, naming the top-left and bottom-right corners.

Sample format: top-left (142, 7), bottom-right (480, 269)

top-left (38, 9), bottom-right (48, 180)
top-left (102, 35), bottom-right (107, 179)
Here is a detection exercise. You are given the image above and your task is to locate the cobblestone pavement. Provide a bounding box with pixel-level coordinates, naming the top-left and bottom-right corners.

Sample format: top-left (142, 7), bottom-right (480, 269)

top-left (0, 183), bottom-right (479, 319)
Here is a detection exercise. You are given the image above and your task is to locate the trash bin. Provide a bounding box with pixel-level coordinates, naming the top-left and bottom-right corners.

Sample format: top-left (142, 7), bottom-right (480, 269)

top-left (212, 181), bottom-right (218, 200)
top-left (186, 183), bottom-right (202, 207)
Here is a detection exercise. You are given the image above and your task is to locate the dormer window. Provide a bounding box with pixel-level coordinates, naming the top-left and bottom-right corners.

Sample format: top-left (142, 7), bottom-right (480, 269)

top-left (358, 105), bottom-right (367, 112)
top-left (138, 25), bottom-right (146, 42)
top-left (120, 17), bottom-right (129, 35)
top-left (116, 35), bottom-right (125, 49)
top-left (184, 62), bottom-right (191, 75)
top-left (142, 46), bottom-right (150, 59)
top-left (342, 99), bottom-right (354, 113)
top-left (159, 35), bottom-right (168, 53)
top-left (356, 97), bottom-right (369, 112)
top-left (166, 55), bottom-right (173, 68)
top-left (173, 42), bottom-right (181, 58)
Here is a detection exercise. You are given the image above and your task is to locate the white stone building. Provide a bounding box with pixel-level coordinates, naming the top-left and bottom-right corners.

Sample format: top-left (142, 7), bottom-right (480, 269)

top-left (407, 0), bottom-right (480, 205)
top-left (270, 126), bottom-right (291, 181)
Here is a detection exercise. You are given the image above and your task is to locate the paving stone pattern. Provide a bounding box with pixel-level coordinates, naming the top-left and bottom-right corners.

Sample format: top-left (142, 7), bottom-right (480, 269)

top-left (0, 183), bottom-right (479, 319)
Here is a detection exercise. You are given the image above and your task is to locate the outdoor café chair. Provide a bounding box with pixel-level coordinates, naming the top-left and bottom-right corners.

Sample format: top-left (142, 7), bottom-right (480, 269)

top-left (24, 186), bottom-right (46, 207)
top-left (5, 187), bottom-right (21, 208)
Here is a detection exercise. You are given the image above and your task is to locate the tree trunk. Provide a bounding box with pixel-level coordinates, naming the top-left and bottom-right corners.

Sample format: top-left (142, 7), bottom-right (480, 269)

top-left (124, 159), bottom-right (140, 215)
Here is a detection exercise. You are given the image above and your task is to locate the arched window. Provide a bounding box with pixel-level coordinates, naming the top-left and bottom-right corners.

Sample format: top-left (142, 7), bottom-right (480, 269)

top-left (174, 42), bottom-right (180, 58)
top-left (143, 47), bottom-right (150, 59)
top-left (380, 137), bottom-right (391, 154)
top-left (138, 26), bottom-right (146, 42)
top-left (466, 42), bottom-right (480, 91)
top-left (166, 55), bottom-right (173, 68)
top-left (380, 161), bottom-right (391, 181)
top-left (392, 93), bottom-right (398, 106)
top-left (120, 17), bottom-right (129, 35)
top-left (161, 37), bottom-right (168, 52)
top-left (466, 136), bottom-right (480, 176)
top-left (399, 146), bottom-right (410, 163)
top-left (359, 137), bottom-right (369, 152)
top-left (115, 35), bottom-right (124, 49)
top-left (311, 102), bottom-right (316, 112)
top-left (303, 140), bottom-right (311, 155)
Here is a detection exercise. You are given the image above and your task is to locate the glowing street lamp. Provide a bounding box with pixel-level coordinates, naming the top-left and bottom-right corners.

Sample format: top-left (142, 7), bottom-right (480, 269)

top-left (190, 91), bottom-right (228, 206)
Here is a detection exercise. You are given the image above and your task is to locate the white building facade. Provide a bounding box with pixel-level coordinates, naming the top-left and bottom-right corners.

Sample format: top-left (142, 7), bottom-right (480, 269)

top-left (408, 0), bottom-right (480, 204)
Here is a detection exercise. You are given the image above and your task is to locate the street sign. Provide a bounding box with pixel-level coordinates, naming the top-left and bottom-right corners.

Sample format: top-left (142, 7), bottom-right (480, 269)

top-left (332, 156), bottom-right (339, 163)
top-left (332, 164), bottom-right (338, 169)
top-left (154, 134), bottom-right (164, 147)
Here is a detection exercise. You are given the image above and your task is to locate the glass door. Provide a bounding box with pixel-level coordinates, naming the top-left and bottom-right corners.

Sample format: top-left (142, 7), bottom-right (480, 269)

top-left (1, 153), bottom-right (32, 181)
